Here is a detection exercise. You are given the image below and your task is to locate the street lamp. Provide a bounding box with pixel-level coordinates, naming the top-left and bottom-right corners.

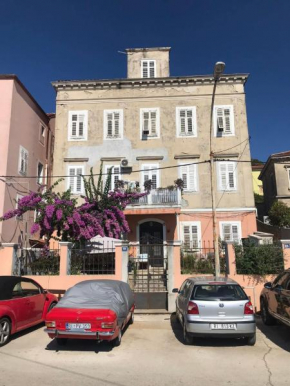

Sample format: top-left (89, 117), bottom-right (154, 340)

top-left (210, 62), bottom-right (225, 277)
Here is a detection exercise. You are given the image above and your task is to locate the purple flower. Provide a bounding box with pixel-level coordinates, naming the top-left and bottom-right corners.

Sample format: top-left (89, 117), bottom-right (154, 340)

top-left (45, 205), bottom-right (55, 219)
top-left (31, 223), bottom-right (40, 234)
top-left (56, 209), bottom-right (63, 221)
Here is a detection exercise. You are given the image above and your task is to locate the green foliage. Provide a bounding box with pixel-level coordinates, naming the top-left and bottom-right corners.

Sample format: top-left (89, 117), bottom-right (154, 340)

top-left (180, 250), bottom-right (226, 274)
top-left (254, 193), bottom-right (264, 204)
top-left (268, 201), bottom-right (290, 227)
top-left (251, 158), bottom-right (264, 165)
top-left (234, 243), bottom-right (284, 275)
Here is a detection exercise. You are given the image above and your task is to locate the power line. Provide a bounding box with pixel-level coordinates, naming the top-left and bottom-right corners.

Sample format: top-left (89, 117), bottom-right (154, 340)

top-left (0, 160), bottom-right (210, 180)
top-left (0, 158), bottom-right (257, 180)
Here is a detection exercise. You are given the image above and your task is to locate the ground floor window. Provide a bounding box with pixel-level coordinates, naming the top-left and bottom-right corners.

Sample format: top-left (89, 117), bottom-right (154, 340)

top-left (180, 221), bottom-right (201, 248)
top-left (219, 221), bottom-right (241, 243)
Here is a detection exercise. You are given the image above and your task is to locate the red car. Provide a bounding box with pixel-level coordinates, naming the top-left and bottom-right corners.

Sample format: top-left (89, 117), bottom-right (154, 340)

top-left (45, 280), bottom-right (135, 347)
top-left (0, 276), bottom-right (58, 347)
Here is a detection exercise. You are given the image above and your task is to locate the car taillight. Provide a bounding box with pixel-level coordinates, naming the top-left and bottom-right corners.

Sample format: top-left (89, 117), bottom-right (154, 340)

top-left (244, 301), bottom-right (254, 315)
top-left (46, 321), bottom-right (56, 328)
top-left (101, 322), bottom-right (115, 329)
top-left (187, 301), bottom-right (199, 315)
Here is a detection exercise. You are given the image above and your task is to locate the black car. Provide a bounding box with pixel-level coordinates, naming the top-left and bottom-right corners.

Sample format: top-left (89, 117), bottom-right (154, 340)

top-left (260, 269), bottom-right (290, 327)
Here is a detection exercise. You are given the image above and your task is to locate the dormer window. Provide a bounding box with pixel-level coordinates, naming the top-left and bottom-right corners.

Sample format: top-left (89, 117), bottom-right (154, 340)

top-left (141, 60), bottom-right (156, 78)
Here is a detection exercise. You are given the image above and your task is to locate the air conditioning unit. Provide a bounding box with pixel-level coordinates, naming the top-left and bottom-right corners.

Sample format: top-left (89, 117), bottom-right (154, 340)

top-left (143, 130), bottom-right (150, 135)
top-left (263, 216), bottom-right (270, 224)
top-left (121, 159), bottom-right (129, 167)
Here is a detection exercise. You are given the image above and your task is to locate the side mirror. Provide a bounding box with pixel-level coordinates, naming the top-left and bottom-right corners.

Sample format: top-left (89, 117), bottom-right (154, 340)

top-left (264, 282), bottom-right (272, 290)
top-left (43, 289), bottom-right (48, 294)
top-left (172, 288), bottom-right (179, 293)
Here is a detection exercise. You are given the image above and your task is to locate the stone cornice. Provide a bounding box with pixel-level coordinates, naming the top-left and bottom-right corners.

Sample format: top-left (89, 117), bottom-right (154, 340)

top-left (52, 74), bottom-right (249, 91)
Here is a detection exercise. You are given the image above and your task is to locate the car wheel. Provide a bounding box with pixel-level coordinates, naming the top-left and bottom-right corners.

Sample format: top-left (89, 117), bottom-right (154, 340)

top-left (113, 329), bottom-right (122, 347)
top-left (129, 312), bottom-right (134, 325)
top-left (56, 338), bottom-right (67, 346)
top-left (246, 333), bottom-right (256, 346)
top-left (0, 318), bottom-right (11, 347)
top-left (261, 299), bottom-right (276, 326)
top-left (183, 321), bottom-right (193, 345)
top-left (48, 302), bottom-right (57, 313)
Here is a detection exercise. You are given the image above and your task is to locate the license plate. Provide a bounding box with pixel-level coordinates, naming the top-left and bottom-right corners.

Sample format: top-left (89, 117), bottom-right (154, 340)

top-left (65, 323), bottom-right (91, 330)
top-left (210, 323), bottom-right (236, 330)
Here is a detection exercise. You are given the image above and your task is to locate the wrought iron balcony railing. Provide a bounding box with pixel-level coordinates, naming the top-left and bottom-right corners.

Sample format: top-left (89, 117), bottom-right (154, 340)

top-left (129, 188), bottom-right (181, 207)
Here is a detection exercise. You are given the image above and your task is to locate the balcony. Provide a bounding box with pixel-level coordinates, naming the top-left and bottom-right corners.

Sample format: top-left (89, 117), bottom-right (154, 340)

top-left (128, 188), bottom-right (181, 208)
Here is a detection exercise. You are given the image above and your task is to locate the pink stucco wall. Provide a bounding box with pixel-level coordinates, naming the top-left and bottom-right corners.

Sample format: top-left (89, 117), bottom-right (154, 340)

top-left (0, 77), bottom-right (53, 244)
top-left (0, 80), bottom-right (14, 240)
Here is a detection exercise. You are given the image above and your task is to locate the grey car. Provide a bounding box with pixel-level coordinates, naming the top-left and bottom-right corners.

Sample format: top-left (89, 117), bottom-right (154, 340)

top-left (173, 277), bottom-right (256, 345)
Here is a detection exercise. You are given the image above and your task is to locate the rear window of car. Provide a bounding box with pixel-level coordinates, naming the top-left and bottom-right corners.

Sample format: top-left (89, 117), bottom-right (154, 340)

top-left (191, 284), bottom-right (248, 301)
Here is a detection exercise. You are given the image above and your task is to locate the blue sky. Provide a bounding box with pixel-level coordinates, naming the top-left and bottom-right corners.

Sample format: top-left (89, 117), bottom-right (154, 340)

top-left (0, 0), bottom-right (289, 161)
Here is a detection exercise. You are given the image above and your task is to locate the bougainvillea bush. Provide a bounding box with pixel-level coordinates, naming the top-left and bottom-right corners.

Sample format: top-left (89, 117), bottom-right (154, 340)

top-left (0, 166), bottom-right (146, 248)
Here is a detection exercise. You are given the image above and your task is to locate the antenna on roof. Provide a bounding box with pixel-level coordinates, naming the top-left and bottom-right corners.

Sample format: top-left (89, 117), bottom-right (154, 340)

top-left (118, 51), bottom-right (133, 55)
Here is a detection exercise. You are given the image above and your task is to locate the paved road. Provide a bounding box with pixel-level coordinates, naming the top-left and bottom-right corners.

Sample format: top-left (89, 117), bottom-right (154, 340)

top-left (0, 315), bottom-right (289, 386)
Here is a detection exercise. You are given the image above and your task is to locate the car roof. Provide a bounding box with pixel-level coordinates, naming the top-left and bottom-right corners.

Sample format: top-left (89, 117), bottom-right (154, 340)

top-left (0, 276), bottom-right (40, 301)
top-left (185, 277), bottom-right (239, 285)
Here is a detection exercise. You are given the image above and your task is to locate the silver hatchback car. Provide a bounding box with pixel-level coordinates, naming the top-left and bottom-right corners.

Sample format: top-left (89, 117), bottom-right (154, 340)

top-left (173, 277), bottom-right (256, 345)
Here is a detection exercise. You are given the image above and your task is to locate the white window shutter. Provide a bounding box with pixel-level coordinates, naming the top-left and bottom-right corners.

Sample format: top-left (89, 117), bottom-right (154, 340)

top-left (219, 163), bottom-right (228, 190)
top-left (151, 171), bottom-right (157, 189)
top-left (150, 111), bottom-right (157, 135)
top-left (222, 224), bottom-right (232, 241)
top-left (187, 110), bottom-right (193, 134)
top-left (217, 108), bottom-right (224, 132)
top-left (180, 110), bottom-right (186, 134)
top-left (183, 226), bottom-right (190, 247)
top-left (191, 225), bottom-right (198, 248)
top-left (69, 168), bottom-right (75, 191)
top-left (224, 109), bottom-right (231, 134)
top-left (69, 111), bottom-right (87, 139)
top-left (228, 163), bottom-right (235, 189)
top-left (232, 225), bottom-right (239, 242)
top-left (78, 114), bottom-right (85, 137)
top-left (142, 61), bottom-right (148, 78)
top-left (149, 61), bottom-right (155, 77)
top-left (114, 113), bottom-right (120, 136)
top-left (143, 112), bottom-right (149, 132)
top-left (71, 114), bottom-right (77, 136)
top-left (76, 168), bottom-right (83, 193)
top-left (188, 164), bottom-right (196, 191)
top-left (180, 165), bottom-right (188, 190)
top-left (107, 113), bottom-right (113, 136)
top-left (215, 106), bottom-right (234, 136)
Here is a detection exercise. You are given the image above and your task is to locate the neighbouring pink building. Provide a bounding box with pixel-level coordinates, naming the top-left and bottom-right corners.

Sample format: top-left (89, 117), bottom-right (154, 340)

top-left (0, 75), bottom-right (55, 245)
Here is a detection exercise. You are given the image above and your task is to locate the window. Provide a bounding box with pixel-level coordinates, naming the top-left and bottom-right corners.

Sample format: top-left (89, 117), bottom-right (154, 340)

top-left (20, 281), bottom-right (41, 296)
top-left (140, 108), bottom-right (160, 139)
top-left (39, 124), bottom-right (46, 145)
top-left (179, 163), bottom-right (198, 192)
top-left (220, 222), bottom-right (241, 243)
top-left (68, 111), bottom-right (88, 140)
top-left (176, 107), bottom-right (197, 137)
top-left (37, 162), bottom-right (44, 185)
top-left (104, 165), bottom-right (121, 190)
top-left (141, 164), bottom-right (159, 190)
top-left (287, 168), bottom-right (290, 189)
top-left (18, 146), bottom-right (28, 176)
top-left (217, 162), bottom-right (237, 191)
top-left (16, 194), bottom-right (24, 221)
top-left (67, 166), bottom-right (85, 194)
top-left (181, 222), bottom-right (201, 248)
top-left (214, 105), bottom-right (235, 137)
top-left (104, 110), bottom-right (123, 139)
top-left (141, 60), bottom-right (156, 78)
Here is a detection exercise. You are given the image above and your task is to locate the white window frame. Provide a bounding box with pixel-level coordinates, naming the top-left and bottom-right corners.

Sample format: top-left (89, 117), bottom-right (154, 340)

top-left (214, 105), bottom-right (235, 137)
top-left (140, 108), bottom-right (160, 139)
top-left (179, 163), bottom-right (198, 192)
top-left (103, 109), bottom-right (123, 140)
top-left (219, 221), bottom-right (242, 243)
top-left (141, 60), bottom-right (156, 78)
top-left (176, 107), bottom-right (197, 138)
top-left (18, 146), bottom-right (29, 176)
top-left (68, 110), bottom-right (88, 141)
top-left (39, 123), bottom-right (46, 145)
top-left (180, 221), bottom-right (201, 248)
top-left (104, 165), bottom-right (122, 190)
top-left (67, 165), bottom-right (85, 194)
top-left (217, 161), bottom-right (237, 191)
top-left (141, 164), bottom-right (160, 190)
top-left (37, 161), bottom-right (44, 185)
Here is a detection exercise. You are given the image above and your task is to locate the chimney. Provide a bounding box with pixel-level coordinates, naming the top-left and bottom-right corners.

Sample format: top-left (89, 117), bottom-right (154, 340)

top-left (125, 47), bottom-right (171, 79)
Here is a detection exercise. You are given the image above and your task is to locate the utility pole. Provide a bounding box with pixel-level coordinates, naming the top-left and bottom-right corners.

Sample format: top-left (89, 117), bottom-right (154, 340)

top-left (209, 62), bottom-right (225, 277)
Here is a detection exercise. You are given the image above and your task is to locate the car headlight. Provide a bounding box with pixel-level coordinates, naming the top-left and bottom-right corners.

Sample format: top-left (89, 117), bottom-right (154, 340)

top-left (46, 321), bottom-right (56, 328)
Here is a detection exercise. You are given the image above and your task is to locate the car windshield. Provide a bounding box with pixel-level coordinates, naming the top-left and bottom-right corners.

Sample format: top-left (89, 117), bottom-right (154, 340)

top-left (191, 284), bottom-right (248, 301)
